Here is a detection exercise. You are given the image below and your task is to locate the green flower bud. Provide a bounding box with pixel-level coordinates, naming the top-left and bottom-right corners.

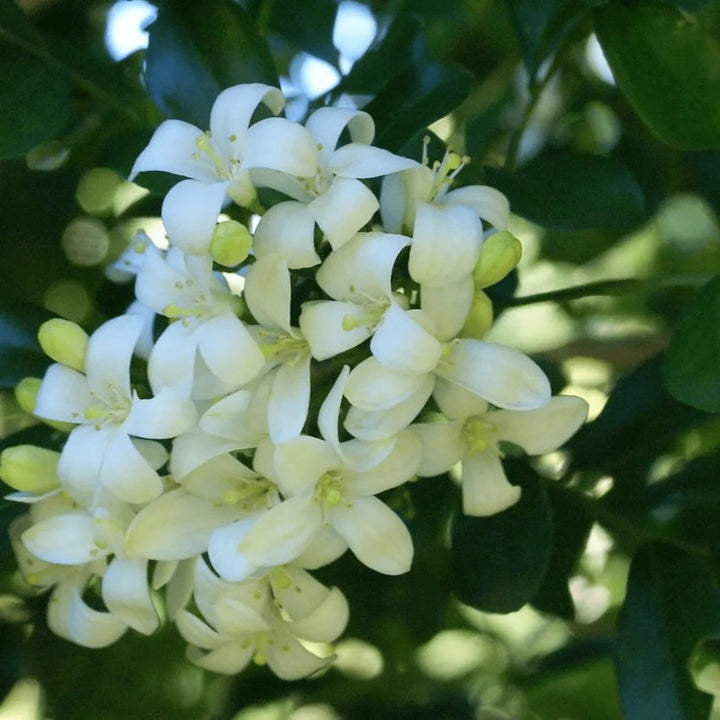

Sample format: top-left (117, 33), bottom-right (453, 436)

top-left (38, 319), bottom-right (88, 372)
top-left (473, 231), bottom-right (522, 289)
top-left (210, 220), bottom-right (253, 267)
top-left (0, 445), bottom-right (60, 494)
top-left (461, 291), bottom-right (494, 339)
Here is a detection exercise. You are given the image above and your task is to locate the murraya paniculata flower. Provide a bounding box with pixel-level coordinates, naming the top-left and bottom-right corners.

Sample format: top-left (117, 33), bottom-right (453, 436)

top-left (4, 82), bottom-right (589, 682)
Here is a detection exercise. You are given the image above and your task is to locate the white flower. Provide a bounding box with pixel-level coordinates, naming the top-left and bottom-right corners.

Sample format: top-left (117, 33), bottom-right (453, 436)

top-left (412, 380), bottom-right (589, 515)
top-left (253, 106), bottom-right (417, 265)
top-left (137, 245), bottom-right (265, 398)
top-left (130, 83), bottom-right (318, 254)
top-left (33, 314), bottom-right (196, 504)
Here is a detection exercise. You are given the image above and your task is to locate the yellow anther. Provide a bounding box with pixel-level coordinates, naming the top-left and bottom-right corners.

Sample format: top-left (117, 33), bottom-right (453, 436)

top-left (270, 566), bottom-right (293, 590)
top-left (462, 416), bottom-right (496, 456)
top-left (84, 406), bottom-right (104, 421)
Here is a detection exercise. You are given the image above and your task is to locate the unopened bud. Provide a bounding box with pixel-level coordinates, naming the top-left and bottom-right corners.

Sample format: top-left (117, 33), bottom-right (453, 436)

top-left (461, 291), bottom-right (494, 339)
top-left (210, 220), bottom-right (252, 267)
top-left (0, 445), bottom-right (60, 493)
top-left (38, 319), bottom-right (88, 371)
top-left (473, 231), bottom-right (522, 289)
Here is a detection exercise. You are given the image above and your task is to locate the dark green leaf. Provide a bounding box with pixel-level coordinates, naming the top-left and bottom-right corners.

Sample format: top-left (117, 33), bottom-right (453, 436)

top-left (0, 303), bottom-right (53, 388)
top-left (451, 463), bottom-right (552, 613)
top-left (664, 276), bottom-right (720, 412)
top-left (144, 0), bottom-right (278, 128)
top-left (364, 62), bottom-right (474, 152)
top-left (570, 354), bottom-right (711, 478)
top-left (508, 0), bottom-right (587, 79)
top-left (616, 543), bottom-right (719, 720)
top-left (332, 12), bottom-right (425, 98)
top-left (532, 486), bottom-right (593, 619)
top-left (594, 2), bottom-right (720, 149)
top-left (265, 0), bottom-right (338, 66)
top-left (486, 152), bottom-right (645, 231)
top-left (0, 45), bottom-right (72, 158)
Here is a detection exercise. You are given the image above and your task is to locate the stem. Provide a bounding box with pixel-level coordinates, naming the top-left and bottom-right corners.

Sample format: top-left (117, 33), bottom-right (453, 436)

top-left (500, 275), bottom-right (711, 309)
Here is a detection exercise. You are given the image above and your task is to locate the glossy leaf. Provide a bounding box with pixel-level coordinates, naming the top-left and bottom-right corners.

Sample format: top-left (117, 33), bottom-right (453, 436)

top-left (451, 463), bottom-right (552, 614)
top-left (594, 2), bottom-right (720, 150)
top-left (364, 62), bottom-right (474, 152)
top-left (664, 276), bottom-right (720, 412)
top-left (486, 152), bottom-right (645, 231)
top-left (144, 0), bottom-right (278, 128)
top-left (0, 303), bottom-right (53, 388)
top-left (508, 0), bottom-right (587, 80)
top-left (531, 486), bottom-right (593, 620)
top-left (265, 0), bottom-right (338, 65)
top-left (616, 543), bottom-right (719, 720)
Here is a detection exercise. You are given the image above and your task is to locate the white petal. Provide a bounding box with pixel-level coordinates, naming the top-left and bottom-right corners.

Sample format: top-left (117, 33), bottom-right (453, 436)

top-left (100, 431), bottom-right (164, 504)
top-left (175, 608), bottom-right (223, 650)
top-left (102, 557), bottom-right (159, 634)
top-left (436, 340), bottom-right (551, 410)
top-left (289, 586), bottom-right (349, 643)
top-left (296, 528), bottom-right (347, 568)
top-left (268, 357), bottom-right (311, 443)
top-left (410, 421), bottom-right (465, 476)
top-left (147, 320), bottom-right (198, 397)
top-left (34, 363), bottom-right (91, 423)
top-left (243, 117), bottom-right (318, 176)
top-left (410, 202), bottom-right (482, 286)
top-left (345, 356), bottom-right (427, 410)
top-left (125, 387), bottom-right (196, 439)
top-left (48, 577), bottom-right (128, 648)
top-left (273, 436), bottom-right (337, 496)
top-left (244, 254), bottom-right (292, 332)
top-left (329, 143), bottom-right (418, 178)
top-left (130, 119), bottom-right (210, 181)
top-left (461, 451), bottom-right (521, 516)
top-left (317, 365), bottom-right (349, 454)
top-left (196, 312), bottom-right (265, 388)
top-left (371, 305), bottom-right (442, 373)
top-left (171, 432), bottom-right (244, 480)
top-left (125, 488), bottom-right (239, 560)
top-left (86, 314), bottom-right (142, 398)
top-left (328, 496), bottom-right (413, 575)
top-left (346, 430), bottom-right (422, 495)
top-left (198, 389), bottom-right (261, 443)
top-left (433, 377), bottom-right (488, 420)
top-left (299, 300), bottom-right (371, 360)
top-left (189, 641), bottom-right (255, 675)
top-left (162, 179), bottom-right (228, 255)
top-left (253, 201), bottom-right (320, 269)
top-left (344, 374), bottom-right (434, 441)
top-left (492, 395), bottom-right (589, 454)
top-left (208, 519), bottom-right (259, 582)
top-left (305, 107), bottom-right (374, 163)
top-left (310, 176), bottom-right (378, 249)
top-left (420, 275), bottom-right (474, 342)
top-left (444, 185), bottom-right (510, 230)
top-left (264, 626), bottom-right (331, 680)
top-left (240, 497), bottom-right (323, 567)
top-left (209, 83), bottom-right (285, 152)
top-left (57, 424), bottom-right (110, 495)
top-left (22, 513), bottom-right (103, 565)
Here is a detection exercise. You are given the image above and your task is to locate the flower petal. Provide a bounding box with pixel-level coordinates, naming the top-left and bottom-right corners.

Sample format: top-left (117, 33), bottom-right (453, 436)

top-left (253, 201), bottom-right (320, 269)
top-left (345, 356), bottom-right (427, 410)
top-left (273, 436), bottom-right (337, 496)
top-left (125, 387), bottom-right (196, 439)
top-left (305, 107), bottom-right (374, 162)
top-left (420, 275), bottom-right (474, 342)
top-left (461, 450), bottom-right (521, 516)
top-left (328, 496), bottom-right (413, 575)
top-left (299, 300), bottom-right (372, 360)
top-left (267, 356), bottom-right (311, 443)
top-left (100, 432), bottom-right (164, 504)
top-left (244, 254), bottom-right (292, 332)
top-left (329, 143), bottom-right (418, 178)
top-left (411, 420), bottom-right (465, 476)
top-left (102, 557), bottom-right (159, 634)
top-left (34, 363), bottom-right (91, 423)
top-left (492, 395), bottom-right (589, 454)
top-left (371, 306), bottom-right (442, 373)
top-left (243, 117), bottom-right (318, 176)
top-left (208, 519), bottom-right (259, 582)
top-left (22, 513), bottom-right (104, 565)
top-left (444, 185), bottom-right (510, 230)
top-left (436, 339), bottom-right (551, 410)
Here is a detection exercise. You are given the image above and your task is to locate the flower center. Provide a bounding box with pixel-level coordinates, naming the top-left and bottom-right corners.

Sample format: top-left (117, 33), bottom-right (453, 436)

top-left (461, 415), bottom-right (496, 456)
top-left (315, 468), bottom-right (344, 507)
top-left (257, 329), bottom-right (309, 364)
top-left (422, 137), bottom-right (469, 203)
top-left (84, 384), bottom-right (131, 426)
top-left (221, 477), bottom-right (277, 514)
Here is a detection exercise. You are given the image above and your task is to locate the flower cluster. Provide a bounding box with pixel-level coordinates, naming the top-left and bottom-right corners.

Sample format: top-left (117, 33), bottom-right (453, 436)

top-left (1, 84), bottom-right (588, 679)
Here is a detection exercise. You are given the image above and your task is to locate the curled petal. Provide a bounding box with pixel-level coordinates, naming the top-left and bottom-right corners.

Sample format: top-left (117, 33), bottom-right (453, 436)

top-left (102, 557), bottom-right (159, 635)
top-left (300, 300), bottom-right (372, 360)
top-left (188, 640), bottom-right (255, 675)
top-left (329, 143), bottom-right (418, 179)
top-left (244, 254), bottom-right (292, 332)
top-left (371, 306), bottom-right (442, 373)
top-left (305, 107), bottom-right (374, 163)
top-left (243, 118), bottom-right (318, 176)
top-left (22, 513), bottom-right (105, 565)
top-left (253, 201), bottom-right (319, 269)
top-left (125, 387), bottom-right (196, 439)
top-left (289, 586), bottom-right (349, 643)
top-left (444, 185), bottom-right (510, 230)
top-left (35, 363), bottom-right (91, 424)
top-left (101, 432), bottom-right (164, 504)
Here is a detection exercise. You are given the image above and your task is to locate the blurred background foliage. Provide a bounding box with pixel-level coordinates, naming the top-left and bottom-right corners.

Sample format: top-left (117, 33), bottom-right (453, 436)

top-left (2, 0), bottom-right (720, 718)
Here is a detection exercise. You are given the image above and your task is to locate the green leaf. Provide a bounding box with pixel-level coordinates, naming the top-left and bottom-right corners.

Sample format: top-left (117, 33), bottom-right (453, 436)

top-left (364, 62), bottom-right (474, 152)
top-left (593, 2), bottom-right (720, 150)
top-left (531, 486), bottom-right (593, 619)
top-left (486, 152), bottom-right (645, 231)
top-left (664, 276), bottom-right (720, 412)
top-left (616, 543), bottom-right (719, 720)
top-left (144, 0), bottom-right (278, 128)
top-left (451, 463), bottom-right (552, 613)
top-left (0, 44), bottom-right (72, 158)
top-left (508, 0), bottom-right (588, 80)
top-left (0, 302), bottom-right (53, 388)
